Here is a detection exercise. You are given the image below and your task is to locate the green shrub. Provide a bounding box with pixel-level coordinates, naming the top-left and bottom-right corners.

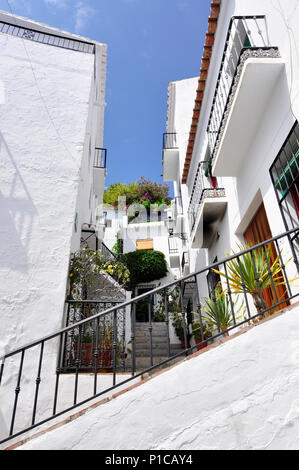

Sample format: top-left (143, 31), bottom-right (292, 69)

top-left (120, 250), bottom-right (168, 290)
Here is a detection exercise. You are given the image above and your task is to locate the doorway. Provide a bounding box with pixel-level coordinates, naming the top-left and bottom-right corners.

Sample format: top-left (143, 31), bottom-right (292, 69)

top-left (243, 202), bottom-right (289, 311)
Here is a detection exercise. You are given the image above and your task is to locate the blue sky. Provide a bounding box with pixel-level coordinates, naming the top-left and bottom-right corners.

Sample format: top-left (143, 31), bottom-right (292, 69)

top-left (1, 0), bottom-right (211, 190)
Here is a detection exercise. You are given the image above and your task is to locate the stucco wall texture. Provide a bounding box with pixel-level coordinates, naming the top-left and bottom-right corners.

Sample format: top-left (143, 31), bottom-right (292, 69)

top-left (0, 32), bottom-right (94, 354)
top-left (16, 305), bottom-right (299, 450)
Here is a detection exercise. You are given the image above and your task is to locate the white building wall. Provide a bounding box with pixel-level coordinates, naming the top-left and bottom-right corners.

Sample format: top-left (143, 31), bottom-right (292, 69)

top-left (183, 0), bottom-right (299, 287)
top-left (0, 12), bottom-right (107, 442)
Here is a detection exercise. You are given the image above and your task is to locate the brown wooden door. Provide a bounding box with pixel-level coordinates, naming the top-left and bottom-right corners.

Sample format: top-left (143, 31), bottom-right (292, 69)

top-left (244, 202), bottom-right (289, 311)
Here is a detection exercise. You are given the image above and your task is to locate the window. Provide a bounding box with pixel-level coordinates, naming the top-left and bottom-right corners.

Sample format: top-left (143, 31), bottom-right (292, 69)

top-left (270, 121), bottom-right (299, 233)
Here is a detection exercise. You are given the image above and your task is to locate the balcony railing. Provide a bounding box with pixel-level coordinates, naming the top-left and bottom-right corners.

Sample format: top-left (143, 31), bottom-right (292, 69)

top-left (163, 133), bottom-right (177, 150)
top-left (94, 148), bottom-right (107, 169)
top-left (168, 237), bottom-right (179, 254)
top-left (207, 15), bottom-right (279, 163)
top-left (1, 227), bottom-right (298, 445)
top-left (188, 161), bottom-right (225, 233)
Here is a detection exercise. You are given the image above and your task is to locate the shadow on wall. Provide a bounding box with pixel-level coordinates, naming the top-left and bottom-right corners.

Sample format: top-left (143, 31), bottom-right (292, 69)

top-left (0, 132), bottom-right (37, 272)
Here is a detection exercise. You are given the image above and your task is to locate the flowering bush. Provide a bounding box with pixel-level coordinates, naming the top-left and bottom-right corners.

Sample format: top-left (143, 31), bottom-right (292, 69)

top-left (103, 177), bottom-right (171, 211)
top-left (137, 176), bottom-right (171, 208)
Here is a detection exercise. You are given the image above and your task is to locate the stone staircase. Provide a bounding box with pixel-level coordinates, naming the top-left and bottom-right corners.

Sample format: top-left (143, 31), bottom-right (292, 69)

top-left (134, 322), bottom-right (184, 370)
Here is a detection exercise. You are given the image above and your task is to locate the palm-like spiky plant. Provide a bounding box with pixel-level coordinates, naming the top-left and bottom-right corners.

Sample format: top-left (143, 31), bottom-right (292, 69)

top-left (213, 244), bottom-right (286, 318)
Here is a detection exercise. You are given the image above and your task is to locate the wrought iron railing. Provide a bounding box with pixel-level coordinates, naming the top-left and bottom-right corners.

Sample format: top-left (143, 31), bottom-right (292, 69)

top-left (62, 301), bottom-right (125, 373)
top-left (168, 237), bottom-right (179, 254)
top-left (1, 227), bottom-right (299, 445)
top-left (94, 148), bottom-right (107, 169)
top-left (0, 20), bottom-right (95, 53)
top-left (207, 15), bottom-right (280, 163)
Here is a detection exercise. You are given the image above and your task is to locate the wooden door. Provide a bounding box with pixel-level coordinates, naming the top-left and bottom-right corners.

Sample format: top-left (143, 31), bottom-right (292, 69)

top-left (244, 202), bottom-right (289, 311)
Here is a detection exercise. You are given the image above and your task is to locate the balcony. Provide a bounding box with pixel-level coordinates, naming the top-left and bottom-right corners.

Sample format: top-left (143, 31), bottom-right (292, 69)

top-left (93, 147), bottom-right (107, 199)
top-left (188, 162), bottom-right (227, 248)
top-left (162, 133), bottom-right (179, 182)
top-left (207, 16), bottom-right (284, 177)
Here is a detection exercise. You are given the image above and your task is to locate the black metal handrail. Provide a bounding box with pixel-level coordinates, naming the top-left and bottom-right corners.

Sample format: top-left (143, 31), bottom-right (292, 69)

top-left (163, 133), bottom-right (177, 150)
top-left (207, 15), bottom-right (279, 162)
top-left (94, 148), bottom-right (107, 169)
top-left (1, 226), bottom-right (299, 445)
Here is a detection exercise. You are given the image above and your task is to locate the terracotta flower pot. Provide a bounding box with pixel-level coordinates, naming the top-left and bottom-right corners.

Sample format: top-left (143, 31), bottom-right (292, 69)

top-left (73, 343), bottom-right (112, 368)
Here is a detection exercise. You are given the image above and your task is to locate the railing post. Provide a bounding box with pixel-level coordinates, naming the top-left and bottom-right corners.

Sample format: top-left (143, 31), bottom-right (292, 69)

top-left (130, 301), bottom-right (136, 376)
top-left (93, 317), bottom-right (100, 396)
top-left (31, 341), bottom-right (44, 426)
top-left (164, 289), bottom-right (171, 357)
top-left (112, 310), bottom-right (117, 386)
top-left (179, 282), bottom-right (188, 356)
top-left (250, 249), bottom-right (266, 317)
top-left (0, 356), bottom-right (5, 387)
top-left (236, 255), bottom-right (251, 320)
top-left (9, 350), bottom-right (25, 437)
top-left (73, 325), bottom-right (82, 406)
top-left (148, 297), bottom-right (153, 367)
top-left (53, 332), bottom-right (64, 415)
top-left (223, 261), bottom-right (236, 326)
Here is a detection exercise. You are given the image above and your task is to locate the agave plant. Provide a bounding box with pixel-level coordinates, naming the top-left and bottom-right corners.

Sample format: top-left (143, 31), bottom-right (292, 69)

top-left (213, 244), bottom-right (287, 318)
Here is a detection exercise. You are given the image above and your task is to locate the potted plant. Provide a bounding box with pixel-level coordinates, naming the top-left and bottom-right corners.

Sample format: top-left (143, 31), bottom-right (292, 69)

top-left (200, 283), bottom-right (244, 337)
top-left (191, 320), bottom-right (212, 350)
top-left (73, 325), bottom-right (114, 369)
